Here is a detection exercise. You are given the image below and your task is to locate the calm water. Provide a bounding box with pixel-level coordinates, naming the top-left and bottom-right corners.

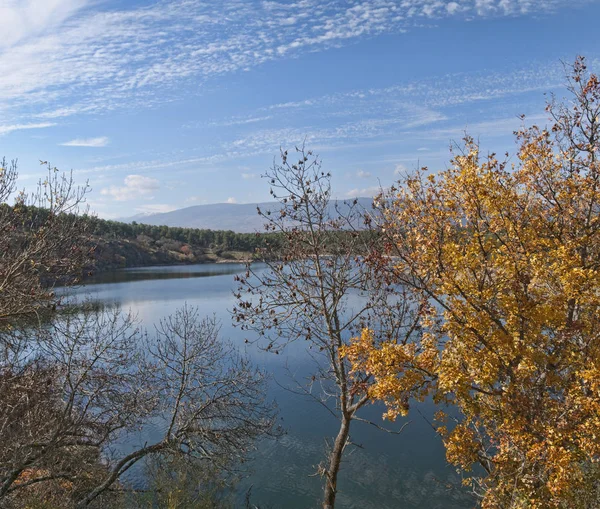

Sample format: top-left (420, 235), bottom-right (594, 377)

top-left (72, 264), bottom-right (472, 509)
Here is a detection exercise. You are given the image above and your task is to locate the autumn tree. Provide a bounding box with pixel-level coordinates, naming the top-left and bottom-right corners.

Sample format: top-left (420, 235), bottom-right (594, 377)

top-left (345, 57), bottom-right (600, 508)
top-left (233, 146), bottom-right (424, 509)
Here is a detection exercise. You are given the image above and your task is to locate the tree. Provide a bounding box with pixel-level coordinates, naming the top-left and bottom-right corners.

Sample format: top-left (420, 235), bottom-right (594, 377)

top-left (0, 304), bottom-right (277, 508)
top-left (346, 57), bottom-right (600, 508)
top-left (0, 162), bottom-right (276, 507)
top-left (0, 307), bottom-right (144, 508)
top-left (0, 159), bottom-right (91, 325)
top-left (233, 146), bottom-right (423, 509)
top-left (76, 306), bottom-right (276, 508)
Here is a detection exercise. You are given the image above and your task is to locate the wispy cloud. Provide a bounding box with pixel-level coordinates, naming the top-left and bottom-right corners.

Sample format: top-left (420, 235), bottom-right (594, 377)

top-left (346, 185), bottom-right (382, 198)
top-left (255, 63), bottom-right (567, 120)
top-left (135, 203), bottom-right (177, 214)
top-left (0, 122), bottom-right (55, 136)
top-left (60, 136), bottom-right (109, 147)
top-left (226, 105), bottom-right (447, 154)
top-left (0, 0), bottom-right (87, 50)
top-left (419, 113), bottom-right (549, 140)
top-left (199, 116), bottom-right (274, 128)
top-left (1, 0), bottom-right (589, 123)
top-left (394, 164), bottom-right (408, 175)
top-left (101, 174), bottom-right (159, 201)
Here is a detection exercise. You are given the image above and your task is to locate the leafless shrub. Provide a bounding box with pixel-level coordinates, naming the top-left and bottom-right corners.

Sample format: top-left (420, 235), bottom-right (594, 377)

top-left (0, 160), bottom-right (276, 507)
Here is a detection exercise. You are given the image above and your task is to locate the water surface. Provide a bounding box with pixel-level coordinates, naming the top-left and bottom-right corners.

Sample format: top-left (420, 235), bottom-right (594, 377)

top-left (72, 264), bottom-right (472, 509)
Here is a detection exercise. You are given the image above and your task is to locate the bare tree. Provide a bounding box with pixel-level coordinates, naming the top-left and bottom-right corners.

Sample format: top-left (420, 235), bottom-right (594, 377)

top-left (233, 146), bottom-right (422, 508)
top-left (0, 158), bottom-right (92, 326)
top-left (78, 306), bottom-right (277, 507)
top-left (0, 160), bottom-right (277, 507)
top-left (0, 306), bottom-right (147, 508)
top-left (0, 305), bottom-right (276, 508)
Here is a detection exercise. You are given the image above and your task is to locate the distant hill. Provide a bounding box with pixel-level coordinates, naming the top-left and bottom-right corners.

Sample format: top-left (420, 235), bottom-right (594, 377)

top-left (118, 198), bottom-right (374, 232)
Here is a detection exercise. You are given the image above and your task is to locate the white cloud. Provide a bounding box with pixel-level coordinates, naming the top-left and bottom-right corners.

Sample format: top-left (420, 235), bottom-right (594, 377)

top-left (241, 172), bottom-right (258, 179)
top-left (356, 170), bottom-right (371, 179)
top-left (101, 174), bottom-right (159, 201)
top-left (394, 164), bottom-right (408, 175)
top-left (346, 186), bottom-right (382, 198)
top-left (0, 0), bottom-right (586, 124)
top-left (135, 203), bottom-right (177, 214)
top-left (446, 2), bottom-right (461, 14)
top-left (226, 107), bottom-right (446, 154)
top-left (421, 113), bottom-right (548, 140)
top-left (60, 136), bottom-right (109, 147)
top-left (209, 115), bottom-right (273, 127)
top-left (0, 0), bottom-right (87, 50)
top-left (0, 122), bottom-right (55, 136)
top-left (226, 197), bottom-right (237, 204)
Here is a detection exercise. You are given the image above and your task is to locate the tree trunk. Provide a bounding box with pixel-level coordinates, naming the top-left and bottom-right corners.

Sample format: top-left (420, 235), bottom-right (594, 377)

top-left (323, 413), bottom-right (351, 509)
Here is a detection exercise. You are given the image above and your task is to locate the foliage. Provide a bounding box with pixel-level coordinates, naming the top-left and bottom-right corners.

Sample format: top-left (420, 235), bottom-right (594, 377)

top-left (83, 213), bottom-right (279, 252)
top-left (345, 57), bottom-right (600, 508)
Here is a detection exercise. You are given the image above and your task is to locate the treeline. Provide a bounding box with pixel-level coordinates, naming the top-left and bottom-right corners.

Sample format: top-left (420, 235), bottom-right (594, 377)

top-left (86, 216), bottom-right (275, 252)
top-left (9, 204), bottom-right (279, 252)
top-left (83, 215), bottom-right (286, 271)
top-left (6, 203), bottom-right (383, 276)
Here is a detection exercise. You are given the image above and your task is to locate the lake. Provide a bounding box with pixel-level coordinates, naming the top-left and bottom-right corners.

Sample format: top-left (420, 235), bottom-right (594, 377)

top-left (72, 263), bottom-right (472, 509)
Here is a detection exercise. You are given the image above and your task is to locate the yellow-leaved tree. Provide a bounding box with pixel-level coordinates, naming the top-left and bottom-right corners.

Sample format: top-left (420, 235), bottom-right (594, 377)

top-left (344, 57), bottom-right (600, 508)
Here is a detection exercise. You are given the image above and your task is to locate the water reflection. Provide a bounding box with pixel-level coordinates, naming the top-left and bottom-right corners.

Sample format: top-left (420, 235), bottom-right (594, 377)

top-left (86, 263), bottom-right (247, 285)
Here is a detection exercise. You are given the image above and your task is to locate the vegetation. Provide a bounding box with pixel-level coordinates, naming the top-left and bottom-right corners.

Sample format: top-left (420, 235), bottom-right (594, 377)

top-left (0, 161), bottom-right (92, 322)
top-left (3, 56), bottom-right (600, 509)
top-left (234, 147), bottom-right (423, 508)
top-left (85, 215), bottom-right (276, 253)
top-left (6, 204), bottom-right (282, 273)
top-left (345, 56), bottom-right (600, 508)
top-left (0, 162), bottom-right (277, 507)
top-left (14, 204), bottom-right (275, 253)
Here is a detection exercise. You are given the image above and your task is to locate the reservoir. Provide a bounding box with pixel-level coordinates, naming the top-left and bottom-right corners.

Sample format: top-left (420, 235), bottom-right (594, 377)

top-left (72, 263), bottom-right (471, 509)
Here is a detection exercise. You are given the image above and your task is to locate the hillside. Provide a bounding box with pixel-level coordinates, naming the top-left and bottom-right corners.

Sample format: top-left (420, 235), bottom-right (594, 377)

top-left (91, 236), bottom-right (253, 273)
top-left (118, 198), bottom-right (374, 232)
top-left (84, 216), bottom-right (278, 272)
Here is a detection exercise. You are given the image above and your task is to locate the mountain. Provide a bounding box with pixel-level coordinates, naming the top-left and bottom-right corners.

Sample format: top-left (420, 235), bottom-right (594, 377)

top-left (118, 198), bottom-right (374, 233)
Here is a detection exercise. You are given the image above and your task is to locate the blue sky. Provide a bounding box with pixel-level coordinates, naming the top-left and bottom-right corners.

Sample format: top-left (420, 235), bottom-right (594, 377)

top-left (1, 0), bottom-right (599, 218)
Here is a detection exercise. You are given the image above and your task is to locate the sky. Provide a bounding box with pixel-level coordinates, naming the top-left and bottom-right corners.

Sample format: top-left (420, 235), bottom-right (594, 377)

top-left (1, 0), bottom-right (600, 218)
